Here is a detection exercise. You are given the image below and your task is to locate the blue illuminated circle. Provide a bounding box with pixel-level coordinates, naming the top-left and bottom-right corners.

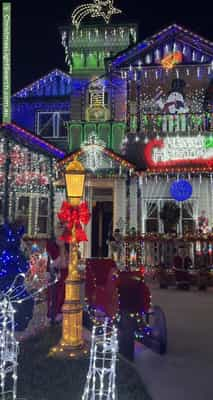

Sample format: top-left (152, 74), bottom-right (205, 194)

top-left (170, 180), bottom-right (193, 202)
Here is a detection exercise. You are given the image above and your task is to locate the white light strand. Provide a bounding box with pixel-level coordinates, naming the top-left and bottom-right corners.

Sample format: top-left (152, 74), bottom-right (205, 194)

top-left (82, 319), bottom-right (118, 400)
top-left (72, 0), bottom-right (122, 29)
top-left (0, 297), bottom-right (18, 400)
top-left (81, 133), bottom-right (106, 172)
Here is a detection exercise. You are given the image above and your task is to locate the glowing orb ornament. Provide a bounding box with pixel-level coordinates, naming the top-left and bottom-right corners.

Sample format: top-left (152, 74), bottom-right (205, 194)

top-left (170, 180), bottom-right (193, 202)
top-left (72, 0), bottom-right (122, 29)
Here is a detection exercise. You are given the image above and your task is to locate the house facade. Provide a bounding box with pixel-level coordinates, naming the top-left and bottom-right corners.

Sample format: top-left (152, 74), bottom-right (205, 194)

top-left (1, 9), bottom-right (213, 265)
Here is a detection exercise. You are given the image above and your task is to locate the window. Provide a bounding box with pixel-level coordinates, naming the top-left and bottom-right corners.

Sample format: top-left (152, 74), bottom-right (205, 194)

top-left (182, 202), bottom-right (195, 234)
top-left (144, 199), bottom-right (195, 235)
top-left (16, 196), bottom-right (30, 234)
top-left (37, 197), bottom-right (49, 234)
top-left (145, 201), bottom-right (159, 233)
top-left (15, 195), bottom-right (49, 237)
top-left (36, 111), bottom-right (70, 138)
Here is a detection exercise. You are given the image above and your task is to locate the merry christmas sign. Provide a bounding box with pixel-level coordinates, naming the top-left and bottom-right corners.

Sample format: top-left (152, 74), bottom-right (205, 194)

top-left (144, 136), bottom-right (213, 169)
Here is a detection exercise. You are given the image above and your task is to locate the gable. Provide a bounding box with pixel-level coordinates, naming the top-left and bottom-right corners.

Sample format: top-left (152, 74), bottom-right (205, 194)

top-left (13, 69), bottom-right (72, 99)
top-left (111, 24), bottom-right (213, 69)
top-left (58, 144), bottom-right (136, 175)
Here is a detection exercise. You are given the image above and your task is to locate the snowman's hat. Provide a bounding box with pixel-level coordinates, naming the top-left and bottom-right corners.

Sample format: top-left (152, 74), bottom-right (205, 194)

top-left (171, 79), bottom-right (186, 93)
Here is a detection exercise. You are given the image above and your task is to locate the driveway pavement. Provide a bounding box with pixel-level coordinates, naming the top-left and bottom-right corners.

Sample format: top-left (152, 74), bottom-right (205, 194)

top-left (134, 285), bottom-right (213, 400)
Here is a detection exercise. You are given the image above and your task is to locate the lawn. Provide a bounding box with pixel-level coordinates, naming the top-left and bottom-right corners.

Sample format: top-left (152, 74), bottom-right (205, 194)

top-left (16, 325), bottom-right (151, 400)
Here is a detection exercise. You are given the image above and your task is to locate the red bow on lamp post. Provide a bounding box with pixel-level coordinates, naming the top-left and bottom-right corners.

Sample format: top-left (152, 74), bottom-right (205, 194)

top-left (57, 200), bottom-right (90, 243)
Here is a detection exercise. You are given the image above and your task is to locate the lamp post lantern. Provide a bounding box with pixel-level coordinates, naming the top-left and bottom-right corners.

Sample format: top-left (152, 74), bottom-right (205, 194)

top-left (52, 159), bottom-right (87, 358)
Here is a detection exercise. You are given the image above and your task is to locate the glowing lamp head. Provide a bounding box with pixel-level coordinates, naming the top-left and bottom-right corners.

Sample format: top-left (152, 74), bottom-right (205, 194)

top-left (65, 160), bottom-right (85, 206)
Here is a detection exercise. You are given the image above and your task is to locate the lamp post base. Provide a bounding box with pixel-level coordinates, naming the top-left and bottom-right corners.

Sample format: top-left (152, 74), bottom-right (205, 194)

top-left (49, 341), bottom-right (89, 359)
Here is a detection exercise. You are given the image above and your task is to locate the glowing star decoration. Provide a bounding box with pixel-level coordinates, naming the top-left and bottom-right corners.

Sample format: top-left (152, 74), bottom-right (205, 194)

top-left (82, 319), bottom-right (118, 400)
top-left (72, 0), bottom-right (122, 29)
top-left (161, 51), bottom-right (183, 69)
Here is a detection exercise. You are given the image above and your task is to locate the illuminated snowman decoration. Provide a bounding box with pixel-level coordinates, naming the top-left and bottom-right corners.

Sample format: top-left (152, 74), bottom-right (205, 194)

top-left (155, 79), bottom-right (189, 114)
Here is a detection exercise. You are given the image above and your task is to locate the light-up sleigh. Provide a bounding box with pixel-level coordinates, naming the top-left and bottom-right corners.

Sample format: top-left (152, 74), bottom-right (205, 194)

top-left (84, 259), bottom-right (167, 356)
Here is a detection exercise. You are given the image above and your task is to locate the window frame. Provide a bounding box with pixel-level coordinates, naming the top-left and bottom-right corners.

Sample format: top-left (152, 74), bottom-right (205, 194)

top-left (36, 111), bottom-right (70, 138)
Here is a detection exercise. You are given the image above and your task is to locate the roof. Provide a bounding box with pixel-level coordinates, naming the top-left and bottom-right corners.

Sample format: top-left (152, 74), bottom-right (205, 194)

top-left (58, 145), bottom-right (136, 171)
top-left (13, 69), bottom-right (72, 99)
top-left (0, 123), bottom-right (66, 159)
top-left (110, 23), bottom-right (213, 69)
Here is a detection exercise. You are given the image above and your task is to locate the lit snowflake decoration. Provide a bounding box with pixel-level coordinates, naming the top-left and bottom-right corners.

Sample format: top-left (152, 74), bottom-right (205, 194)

top-left (81, 134), bottom-right (106, 172)
top-left (72, 0), bottom-right (122, 29)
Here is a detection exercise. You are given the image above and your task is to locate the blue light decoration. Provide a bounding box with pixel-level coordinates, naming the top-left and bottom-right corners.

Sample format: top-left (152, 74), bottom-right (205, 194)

top-left (0, 223), bottom-right (34, 331)
top-left (170, 179), bottom-right (193, 202)
top-left (13, 69), bottom-right (72, 98)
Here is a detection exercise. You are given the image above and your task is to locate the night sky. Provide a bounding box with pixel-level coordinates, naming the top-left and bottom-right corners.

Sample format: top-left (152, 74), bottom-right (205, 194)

top-left (2, 0), bottom-right (213, 92)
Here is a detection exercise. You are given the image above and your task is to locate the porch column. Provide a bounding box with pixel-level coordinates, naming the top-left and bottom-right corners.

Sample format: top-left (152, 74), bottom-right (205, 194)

top-left (129, 177), bottom-right (138, 231)
top-left (54, 188), bottom-right (66, 235)
top-left (84, 185), bottom-right (93, 258)
top-left (137, 177), bottom-right (142, 233)
top-left (113, 178), bottom-right (126, 234)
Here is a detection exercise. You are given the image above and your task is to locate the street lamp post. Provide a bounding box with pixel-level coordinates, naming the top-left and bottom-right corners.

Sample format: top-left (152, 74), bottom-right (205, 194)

top-left (52, 159), bottom-right (86, 357)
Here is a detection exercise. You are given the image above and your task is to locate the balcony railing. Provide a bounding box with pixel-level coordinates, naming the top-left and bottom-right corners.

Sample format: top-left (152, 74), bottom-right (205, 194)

top-left (140, 113), bottom-right (213, 134)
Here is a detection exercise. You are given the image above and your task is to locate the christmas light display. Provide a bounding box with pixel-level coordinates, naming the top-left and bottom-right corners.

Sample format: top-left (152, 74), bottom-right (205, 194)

top-left (111, 24), bottom-right (213, 69)
top-left (58, 147), bottom-right (135, 173)
top-left (72, 0), bottom-right (122, 29)
top-left (144, 137), bottom-right (213, 170)
top-left (82, 319), bottom-right (118, 400)
top-left (13, 69), bottom-right (72, 98)
top-left (2, 123), bottom-right (65, 159)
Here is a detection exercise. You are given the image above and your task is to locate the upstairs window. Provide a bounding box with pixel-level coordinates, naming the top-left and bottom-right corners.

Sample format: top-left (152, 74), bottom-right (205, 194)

top-left (36, 111), bottom-right (70, 137)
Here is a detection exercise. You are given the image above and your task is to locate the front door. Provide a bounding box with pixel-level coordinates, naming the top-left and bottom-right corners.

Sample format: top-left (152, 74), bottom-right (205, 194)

top-left (92, 201), bottom-right (113, 257)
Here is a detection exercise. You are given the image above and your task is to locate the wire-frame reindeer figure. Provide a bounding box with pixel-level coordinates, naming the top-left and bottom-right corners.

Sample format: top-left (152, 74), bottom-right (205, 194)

top-left (0, 273), bottom-right (57, 400)
top-left (0, 294), bottom-right (19, 400)
top-left (82, 319), bottom-right (118, 400)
